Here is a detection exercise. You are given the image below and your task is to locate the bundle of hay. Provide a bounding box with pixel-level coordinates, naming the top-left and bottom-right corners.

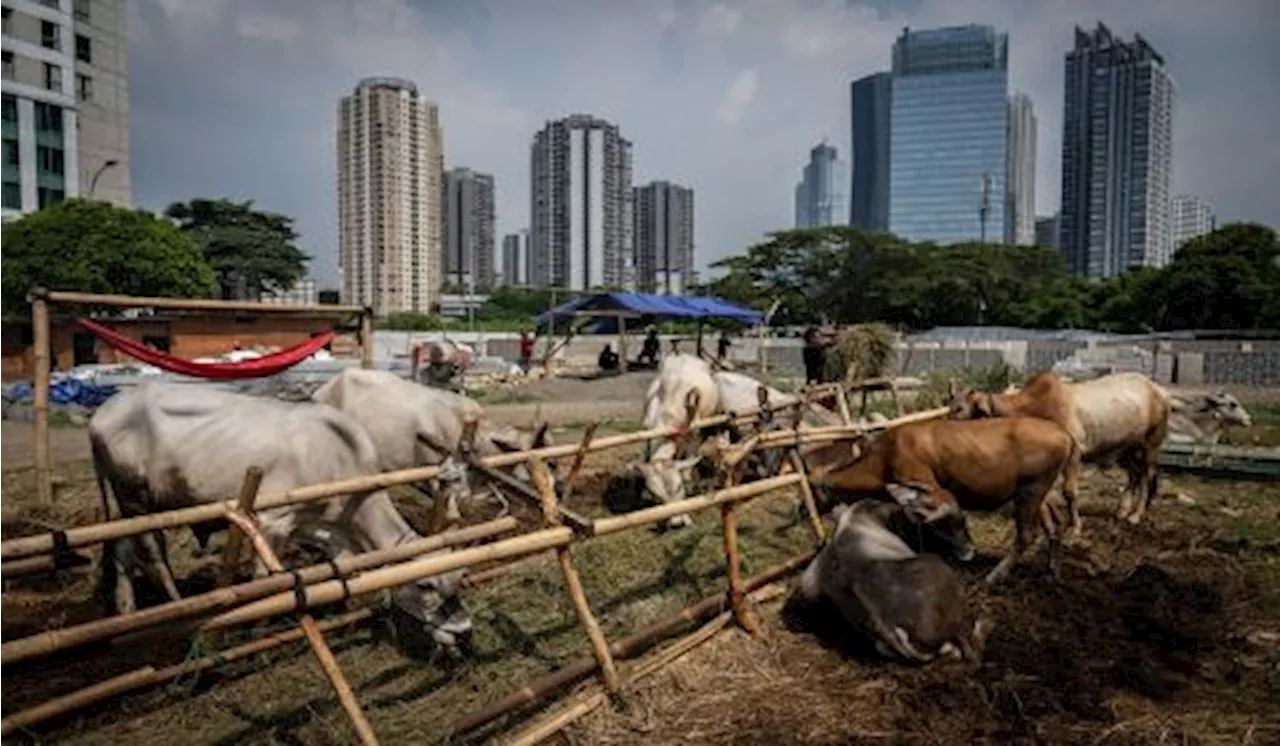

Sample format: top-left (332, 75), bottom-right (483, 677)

top-left (823, 323), bottom-right (898, 383)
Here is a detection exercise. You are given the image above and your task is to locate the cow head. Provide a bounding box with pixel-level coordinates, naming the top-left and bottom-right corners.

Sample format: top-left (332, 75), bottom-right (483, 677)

top-left (1202, 392), bottom-right (1253, 428)
top-left (946, 381), bottom-right (997, 420)
top-left (486, 422), bottom-right (554, 483)
top-left (635, 456), bottom-right (703, 527)
top-left (884, 482), bottom-right (975, 562)
top-left (391, 566), bottom-right (474, 653)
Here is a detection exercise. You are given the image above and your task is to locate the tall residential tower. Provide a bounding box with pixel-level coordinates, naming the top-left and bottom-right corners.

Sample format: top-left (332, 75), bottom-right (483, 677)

top-left (529, 114), bottom-right (633, 291)
top-left (1171, 194), bottom-right (1215, 251)
top-left (1060, 23), bottom-right (1174, 277)
top-left (633, 180), bottom-right (694, 295)
top-left (337, 77), bottom-right (443, 314)
top-left (794, 142), bottom-right (845, 228)
top-left (1006, 93), bottom-right (1037, 245)
top-left (443, 167), bottom-right (495, 291)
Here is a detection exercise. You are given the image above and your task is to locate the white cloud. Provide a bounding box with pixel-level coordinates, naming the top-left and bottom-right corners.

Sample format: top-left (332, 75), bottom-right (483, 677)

top-left (234, 12), bottom-right (301, 43)
top-left (718, 69), bottom-right (758, 124)
top-left (696, 4), bottom-right (743, 37)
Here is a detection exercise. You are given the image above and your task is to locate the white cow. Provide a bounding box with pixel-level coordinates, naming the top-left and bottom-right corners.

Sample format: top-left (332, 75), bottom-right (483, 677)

top-left (312, 369), bottom-right (553, 523)
top-left (797, 495), bottom-right (989, 664)
top-left (635, 357), bottom-right (846, 528)
top-left (635, 354), bottom-right (720, 528)
top-left (89, 382), bottom-right (473, 650)
top-left (1166, 392), bottom-right (1254, 445)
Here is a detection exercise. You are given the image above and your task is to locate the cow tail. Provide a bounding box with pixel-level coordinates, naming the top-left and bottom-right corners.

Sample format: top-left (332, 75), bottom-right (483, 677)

top-left (89, 436), bottom-right (121, 606)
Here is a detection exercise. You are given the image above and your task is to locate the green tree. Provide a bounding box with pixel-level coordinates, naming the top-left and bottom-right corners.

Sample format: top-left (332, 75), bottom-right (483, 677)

top-left (1153, 223), bottom-right (1280, 330)
top-left (1, 198), bottom-right (217, 315)
top-left (165, 198), bottom-right (309, 300)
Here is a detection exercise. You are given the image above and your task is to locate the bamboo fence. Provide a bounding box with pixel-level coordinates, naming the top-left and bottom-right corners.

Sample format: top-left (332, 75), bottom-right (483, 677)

top-left (1, 376), bottom-right (943, 742)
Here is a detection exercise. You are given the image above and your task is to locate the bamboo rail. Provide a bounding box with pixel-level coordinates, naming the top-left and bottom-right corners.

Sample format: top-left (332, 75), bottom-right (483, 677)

top-left (2, 518), bottom-right (518, 665)
top-left (2, 402), bottom-right (796, 563)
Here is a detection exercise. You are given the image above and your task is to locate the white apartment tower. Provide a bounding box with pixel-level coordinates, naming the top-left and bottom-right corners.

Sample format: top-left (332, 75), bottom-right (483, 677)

top-left (501, 230), bottom-right (529, 287)
top-left (337, 77), bottom-right (443, 315)
top-left (633, 180), bottom-right (694, 295)
top-left (1005, 92), bottom-right (1036, 245)
top-left (1170, 194), bottom-right (1215, 252)
top-left (529, 114), bottom-right (633, 291)
top-left (2, 0), bottom-right (130, 217)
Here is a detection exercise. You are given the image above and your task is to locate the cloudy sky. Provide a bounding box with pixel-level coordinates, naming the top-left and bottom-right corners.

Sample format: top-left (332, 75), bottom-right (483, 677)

top-left (130, 0), bottom-right (1280, 288)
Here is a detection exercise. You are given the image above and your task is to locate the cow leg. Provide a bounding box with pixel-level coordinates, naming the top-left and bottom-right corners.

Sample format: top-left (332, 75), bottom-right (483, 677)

top-left (1061, 453), bottom-right (1083, 541)
top-left (140, 530), bottom-right (182, 602)
top-left (101, 538), bottom-right (139, 615)
top-left (1114, 449), bottom-right (1140, 522)
top-left (985, 485), bottom-right (1050, 587)
top-left (1125, 438), bottom-right (1163, 526)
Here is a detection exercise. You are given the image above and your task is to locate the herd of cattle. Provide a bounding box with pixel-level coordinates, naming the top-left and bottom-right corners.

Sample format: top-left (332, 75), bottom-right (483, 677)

top-left (81, 355), bottom-right (1254, 661)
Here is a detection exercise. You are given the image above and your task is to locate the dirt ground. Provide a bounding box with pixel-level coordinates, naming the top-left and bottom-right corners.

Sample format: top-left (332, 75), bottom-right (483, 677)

top-left (1, 379), bottom-right (1278, 745)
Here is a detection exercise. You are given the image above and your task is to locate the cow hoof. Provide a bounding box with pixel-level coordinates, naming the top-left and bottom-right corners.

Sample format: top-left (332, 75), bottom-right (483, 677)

top-left (1125, 512), bottom-right (1144, 526)
top-left (666, 514), bottom-right (693, 530)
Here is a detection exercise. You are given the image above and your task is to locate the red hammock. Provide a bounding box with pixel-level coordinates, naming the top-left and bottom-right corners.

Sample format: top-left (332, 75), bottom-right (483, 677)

top-left (76, 318), bottom-right (336, 380)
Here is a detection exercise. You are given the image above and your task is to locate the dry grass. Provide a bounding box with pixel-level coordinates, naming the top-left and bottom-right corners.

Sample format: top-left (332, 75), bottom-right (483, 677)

top-left (2, 408), bottom-right (1279, 745)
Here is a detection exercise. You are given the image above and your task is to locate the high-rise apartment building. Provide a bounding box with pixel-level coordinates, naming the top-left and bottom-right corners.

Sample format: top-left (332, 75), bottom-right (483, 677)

top-left (337, 77), bottom-right (443, 315)
top-left (849, 72), bottom-right (892, 232)
top-left (2, 0), bottom-right (130, 217)
top-left (794, 142), bottom-right (845, 229)
top-left (1170, 194), bottom-right (1215, 252)
top-left (1060, 23), bottom-right (1175, 277)
top-left (1006, 93), bottom-right (1036, 245)
top-left (443, 167), bottom-right (495, 291)
top-left (633, 180), bottom-right (694, 295)
top-left (529, 114), bottom-right (633, 291)
top-left (889, 25), bottom-right (1009, 243)
top-left (1035, 214), bottom-right (1060, 250)
top-left (500, 230), bottom-right (529, 287)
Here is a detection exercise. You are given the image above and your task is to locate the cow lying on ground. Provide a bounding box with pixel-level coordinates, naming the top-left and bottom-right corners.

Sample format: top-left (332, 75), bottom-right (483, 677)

top-left (635, 355), bottom-right (846, 528)
top-left (89, 382), bottom-right (473, 651)
top-left (312, 369), bottom-right (554, 527)
top-left (947, 370), bottom-right (1170, 536)
top-left (1166, 391), bottom-right (1253, 445)
top-left (797, 496), bottom-right (989, 664)
top-left (816, 417), bottom-right (1076, 585)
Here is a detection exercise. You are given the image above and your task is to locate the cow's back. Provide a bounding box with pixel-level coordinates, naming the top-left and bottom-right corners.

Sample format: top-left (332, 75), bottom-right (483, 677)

top-left (1066, 372), bottom-right (1169, 456)
top-left (90, 383), bottom-right (382, 515)
top-left (314, 368), bottom-right (482, 470)
top-left (893, 418), bottom-right (1074, 498)
top-left (712, 371), bottom-right (842, 427)
top-left (643, 354), bottom-right (718, 430)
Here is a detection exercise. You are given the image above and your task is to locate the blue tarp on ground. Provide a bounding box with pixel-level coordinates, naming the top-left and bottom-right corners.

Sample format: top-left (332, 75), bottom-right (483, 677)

top-left (535, 292), bottom-right (764, 329)
top-left (3, 379), bottom-right (119, 409)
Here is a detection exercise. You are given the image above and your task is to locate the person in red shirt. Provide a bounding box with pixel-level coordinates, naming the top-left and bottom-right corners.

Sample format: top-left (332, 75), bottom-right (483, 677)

top-left (518, 331), bottom-right (536, 372)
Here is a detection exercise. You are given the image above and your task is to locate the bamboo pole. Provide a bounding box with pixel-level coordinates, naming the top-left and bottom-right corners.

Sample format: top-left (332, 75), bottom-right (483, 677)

top-left (529, 456), bottom-right (622, 696)
top-left (32, 293), bottom-right (52, 504)
top-left (360, 307), bottom-right (375, 370)
top-left (223, 510), bottom-right (379, 745)
top-left (719, 475), bottom-right (761, 636)
top-left (788, 451), bottom-right (827, 543)
top-left (445, 551), bottom-right (816, 736)
top-left (2, 518), bottom-right (517, 665)
top-left (218, 467), bottom-right (264, 587)
top-left (43, 290), bottom-right (364, 315)
top-left (835, 385), bottom-right (854, 425)
top-left (558, 422), bottom-right (598, 505)
top-left (207, 476), bottom-right (797, 633)
top-left (0, 609), bottom-right (374, 737)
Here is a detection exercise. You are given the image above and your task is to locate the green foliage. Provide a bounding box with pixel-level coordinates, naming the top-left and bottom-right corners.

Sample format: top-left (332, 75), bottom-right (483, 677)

top-left (1, 198), bottom-right (217, 315)
top-left (381, 312), bottom-right (443, 331)
top-left (165, 198), bottom-right (309, 300)
top-left (707, 223), bottom-right (1280, 332)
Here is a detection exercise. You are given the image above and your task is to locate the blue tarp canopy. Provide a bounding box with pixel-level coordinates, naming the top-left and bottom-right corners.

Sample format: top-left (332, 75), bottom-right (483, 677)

top-left (535, 292), bottom-right (764, 330)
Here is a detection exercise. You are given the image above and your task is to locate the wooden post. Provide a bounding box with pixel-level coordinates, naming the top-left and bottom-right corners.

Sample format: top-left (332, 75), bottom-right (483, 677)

top-left (889, 380), bottom-right (902, 417)
top-left (720, 473), bottom-right (761, 636)
top-left (222, 511), bottom-right (379, 745)
top-left (528, 455), bottom-right (622, 697)
top-left (834, 385), bottom-right (854, 425)
top-left (787, 451), bottom-right (827, 543)
top-left (32, 292), bottom-right (52, 504)
top-left (360, 307), bottom-right (375, 370)
top-left (218, 467), bottom-right (264, 587)
top-left (618, 313), bottom-right (629, 373)
top-left (558, 422), bottom-right (598, 505)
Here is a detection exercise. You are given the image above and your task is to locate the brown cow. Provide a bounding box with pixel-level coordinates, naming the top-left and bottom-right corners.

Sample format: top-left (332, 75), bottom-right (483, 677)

top-left (947, 370), bottom-right (1170, 535)
top-left (815, 417), bottom-right (1077, 586)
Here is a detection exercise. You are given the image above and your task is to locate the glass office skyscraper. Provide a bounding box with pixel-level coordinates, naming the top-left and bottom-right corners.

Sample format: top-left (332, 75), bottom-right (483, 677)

top-left (888, 25), bottom-right (1009, 244)
top-left (794, 142), bottom-right (846, 228)
top-left (849, 72), bottom-right (892, 232)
